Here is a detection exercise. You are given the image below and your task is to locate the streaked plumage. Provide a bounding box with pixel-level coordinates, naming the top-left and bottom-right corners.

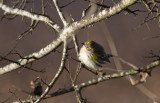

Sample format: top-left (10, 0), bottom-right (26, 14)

top-left (79, 41), bottom-right (111, 69)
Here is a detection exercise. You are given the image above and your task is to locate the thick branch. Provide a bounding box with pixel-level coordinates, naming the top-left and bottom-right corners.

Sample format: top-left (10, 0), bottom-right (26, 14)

top-left (47, 60), bottom-right (160, 97)
top-left (13, 59), bottom-right (160, 103)
top-left (0, 3), bottom-right (61, 32)
top-left (0, 0), bottom-right (138, 75)
top-left (34, 41), bottom-right (67, 103)
top-left (0, 38), bottom-right (62, 75)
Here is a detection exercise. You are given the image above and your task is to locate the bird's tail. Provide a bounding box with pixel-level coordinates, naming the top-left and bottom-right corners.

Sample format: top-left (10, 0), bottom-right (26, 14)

top-left (106, 54), bottom-right (114, 58)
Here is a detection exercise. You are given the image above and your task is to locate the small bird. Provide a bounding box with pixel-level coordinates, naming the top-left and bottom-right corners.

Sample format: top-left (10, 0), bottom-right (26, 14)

top-left (30, 81), bottom-right (43, 96)
top-left (79, 41), bottom-right (112, 70)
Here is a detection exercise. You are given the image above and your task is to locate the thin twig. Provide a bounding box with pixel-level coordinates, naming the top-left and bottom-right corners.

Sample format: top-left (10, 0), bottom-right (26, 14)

top-left (34, 41), bottom-right (67, 103)
top-left (67, 59), bottom-right (83, 103)
top-left (53, 0), bottom-right (68, 26)
top-left (0, 0), bottom-right (27, 21)
top-left (72, 35), bottom-right (79, 56)
top-left (117, 57), bottom-right (139, 70)
top-left (13, 59), bottom-right (160, 103)
top-left (0, 0), bottom-right (138, 76)
top-left (60, 0), bottom-right (75, 8)
top-left (0, 2), bottom-right (61, 32)
top-left (73, 63), bottom-right (82, 82)
top-left (9, 89), bottom-right (22, 103)
top-left (100, 21), bottom-right (160, 102)
top-left (16, 20), bottom-right (39, 40)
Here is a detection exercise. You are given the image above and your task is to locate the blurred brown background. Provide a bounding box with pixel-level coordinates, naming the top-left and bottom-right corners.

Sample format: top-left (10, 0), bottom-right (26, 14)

top-left (0, 0), bottom-right (160, 103)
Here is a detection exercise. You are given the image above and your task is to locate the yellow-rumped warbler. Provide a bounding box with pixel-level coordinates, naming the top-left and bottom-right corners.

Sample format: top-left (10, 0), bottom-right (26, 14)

top-left (79, 41), bottom-right (112, 70)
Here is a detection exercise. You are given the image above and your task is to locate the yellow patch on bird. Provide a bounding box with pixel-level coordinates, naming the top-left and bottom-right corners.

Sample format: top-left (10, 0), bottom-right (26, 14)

top-left (91, 54), bottom-right (98, 61)
top-left (87, 41), bottom-right (91, 44)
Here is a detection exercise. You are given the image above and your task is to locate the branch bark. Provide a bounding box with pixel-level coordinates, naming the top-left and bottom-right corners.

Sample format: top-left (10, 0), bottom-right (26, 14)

top-left (34, 41), bottom-right (67, 103)
top-left (53, 0), bottom-right (68, 26)
top-left (0, 0), bottom-right (138, 75)
top-left (13, 59), bottom-right (160, 103)
top-left (0, 2), bottom-right (61, 32)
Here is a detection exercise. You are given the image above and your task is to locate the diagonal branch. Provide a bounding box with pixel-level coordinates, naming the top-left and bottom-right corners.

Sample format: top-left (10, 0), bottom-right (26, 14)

top-left (82, 0), bottom-right (98, 19)
top-left (53, 0), bottom-right (68, 26)
top-left (13, 59), bottom-right (160, 103)
top-left (0, 38), bottom-right (63, 75)
top-left (0, 2), bottom-right (61, 32)
top-left (16, 20), bottom-right (39, 40)
top-left (34, 41), bottom-right (67, 103)
top-left (100, 21), bottom-right (160, 102)
top-left (0, 0), bottom-right (27, 21)
top-left (67, 60), bottom-right (83, 103)
top-left (72, 35), bottom-right (79, 56)
top-left (0, 0), bottom-right (138, 76)
top-left (47, 59), bottom-right (160, 98)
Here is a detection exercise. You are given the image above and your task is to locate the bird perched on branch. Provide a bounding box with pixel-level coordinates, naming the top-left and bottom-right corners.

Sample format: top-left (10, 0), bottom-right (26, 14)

top-left (79, 41), bottom-right (112, 70)
top-left (30, 80), bottom-right (43, 96)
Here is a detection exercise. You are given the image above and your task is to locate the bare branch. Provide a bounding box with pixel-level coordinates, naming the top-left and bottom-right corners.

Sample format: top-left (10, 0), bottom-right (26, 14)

top-left (100, 21), bottom-right (160, 102)
top-left (72, 35), bottom-right (79, 56)
top-left (0, 0), bottom-right (27, 21)
top-left (53, 0), bottom-right (68, 26)
top-left (60, 0), bottom-right (75, 8)
top-left (67, 60), bottom-right (83, 103)
top-left (13, 59), bottom-right (160, 103)
top-left (9, 89), bottom-right (22, 103)
top-left (140, 13), bottom-right (160, 26)
top-left (16, 20), bottom-right (39, 40)
top-left (0, 2), bottom-right (61, 32)
top-left (118, 57), bottom-right (139, 70)
top-left (0, 0), bottom-right (138, 75)
top-left (0, 38), bottom-right (62, 75)
top-left (34, 41), bottom-right (68, 103)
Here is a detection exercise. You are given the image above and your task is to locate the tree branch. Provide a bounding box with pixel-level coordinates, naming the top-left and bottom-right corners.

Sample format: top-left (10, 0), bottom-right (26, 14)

top-left (0, 0), bottom-right (138, 76)
top-left (0, 2), bottom-right (61, 32)
top-left (72, 35), bottom-right (79, 56)
top-left (34, 41), bottom-right (67, 103)
top-left (100, 21), bottom-right (160, 101)
top-left (0, 38), bottom-right (63, 75)
top-left (13, 59), bottom-right (160, 103)
top-left (53, 0), bottom-right (68, 26)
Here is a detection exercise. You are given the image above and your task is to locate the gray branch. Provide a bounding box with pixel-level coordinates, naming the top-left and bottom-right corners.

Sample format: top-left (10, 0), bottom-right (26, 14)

top-left (0, 0), bottom-right (138, 75)
top-left (34, 41), bottom-right (67, 103)
top-left (13, 59), bottom-right (160, 103)
top-left (53, 0), bottom-right (68, 26)
top-left (0, 3), bottom-right (61, 32)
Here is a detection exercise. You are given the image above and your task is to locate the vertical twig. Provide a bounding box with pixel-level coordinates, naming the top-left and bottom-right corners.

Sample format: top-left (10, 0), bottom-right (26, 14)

top-left (67, 59), bottom-right (83, 103)
top-left (34, 41), bottom-right (67, 103)
top-left (53, 0), bottom-right (68, 26)
top-left (72, 35), bottom-right (79, 56)
top-left (42, 0), bottom-right (45, 15)
top-left (72, 35), bottom-right (83, 82)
